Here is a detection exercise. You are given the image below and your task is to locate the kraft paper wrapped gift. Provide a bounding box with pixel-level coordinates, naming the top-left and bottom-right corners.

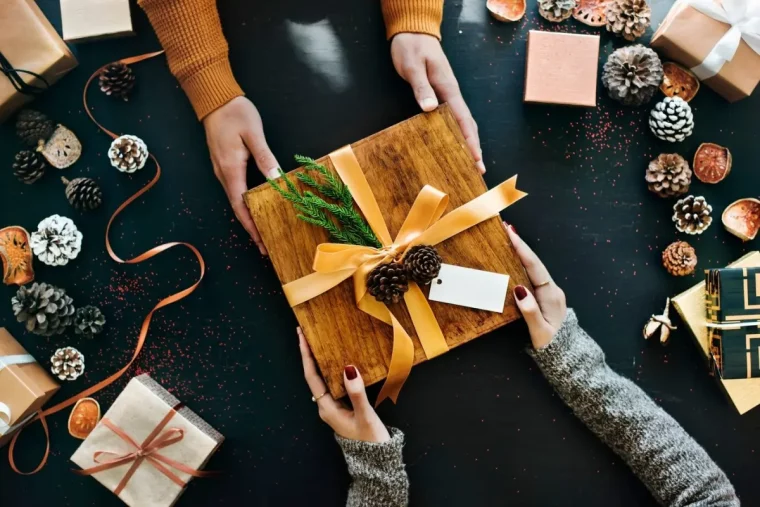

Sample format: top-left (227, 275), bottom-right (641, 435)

top-left (0, 0), bottom-right (78, 122)
top-left (651, 0), bottom-right (760, 102)
top-left (0, 327), bottom-right (60, 447)
top-left (524, 30), bottom-right (599, 107)
top-left (71, 374), bottom-right (224, 507)
top-left (61, 0), bottom-right (134, 43)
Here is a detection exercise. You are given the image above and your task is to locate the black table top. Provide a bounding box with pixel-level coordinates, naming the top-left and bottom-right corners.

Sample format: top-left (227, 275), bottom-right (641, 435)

top-left (2, 0), bottom-right (759, 505)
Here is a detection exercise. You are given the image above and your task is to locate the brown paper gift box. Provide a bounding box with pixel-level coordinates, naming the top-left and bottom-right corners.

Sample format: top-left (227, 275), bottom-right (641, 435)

top-left (71, 374), bottom-right (224, 507)
top-left (0, 327), bottom-right (60, 447)
top-left (244, 105), bottom-right (530, 399)
top-left (651, 1), bottom-right (760, 102)
top-left (0, 0), bottom-right (78, 122)
top-left (672, 251), bottom-right (760, 415)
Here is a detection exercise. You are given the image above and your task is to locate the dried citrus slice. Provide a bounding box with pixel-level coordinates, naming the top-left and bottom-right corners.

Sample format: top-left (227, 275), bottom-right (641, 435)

top-left (573, 0), bottom-right (610, 26)
top-left (722, 198), bottom-right (760, 242)
top-left (487, 0), bottom-right (527, 21)
top-left (693, 143), bottom-right (731, 184)
top-left (660, 62), bottom-right (700, 102)
top-left (0, 226), bottom-right (34, 286)
top-left (68, 398), bottom-right (101, 439)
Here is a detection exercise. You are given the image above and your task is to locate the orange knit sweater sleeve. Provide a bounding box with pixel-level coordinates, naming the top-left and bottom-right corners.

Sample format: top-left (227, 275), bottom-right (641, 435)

top-left (138, 0), bottom-right (444, 120)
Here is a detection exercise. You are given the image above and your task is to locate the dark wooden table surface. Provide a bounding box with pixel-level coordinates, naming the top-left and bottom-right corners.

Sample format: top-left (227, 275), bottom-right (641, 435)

top-left (1, 0), bottom-right (759, 505)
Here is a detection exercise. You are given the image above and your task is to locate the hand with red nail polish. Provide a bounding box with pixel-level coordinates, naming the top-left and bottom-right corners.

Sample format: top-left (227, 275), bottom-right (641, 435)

top-left (297, 328), bottom-right (390, 443)
top-left (503, 222), bottom-right (567, 349)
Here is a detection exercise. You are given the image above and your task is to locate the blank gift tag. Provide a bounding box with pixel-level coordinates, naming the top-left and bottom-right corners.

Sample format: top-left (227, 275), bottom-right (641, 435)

top-left (428, 264), bottom-right (510, 313)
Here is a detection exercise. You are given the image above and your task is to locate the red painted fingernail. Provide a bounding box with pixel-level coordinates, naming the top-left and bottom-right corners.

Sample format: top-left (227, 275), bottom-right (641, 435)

top-left (509, 224), bottom-right (517, 235)
top-left (515, 285), bottom-right (528, 301)
top-left (345, 365), bottom-right (357, 380)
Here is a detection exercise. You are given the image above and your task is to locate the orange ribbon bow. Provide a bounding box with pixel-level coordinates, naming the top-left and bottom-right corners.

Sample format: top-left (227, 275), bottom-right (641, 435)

top-left (283, 146), bottom-right (527, 404)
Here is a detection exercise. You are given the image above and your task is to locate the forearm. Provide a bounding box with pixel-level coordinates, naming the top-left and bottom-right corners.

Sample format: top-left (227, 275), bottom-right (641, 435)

top-left (530, 310), bottom-right (738, 507)
top-left (138, 0), bottom-right (243, 119)
top-left (381, 0), bottom-right (444, 40)
top-left (336, 427), bottom-right (409, 507)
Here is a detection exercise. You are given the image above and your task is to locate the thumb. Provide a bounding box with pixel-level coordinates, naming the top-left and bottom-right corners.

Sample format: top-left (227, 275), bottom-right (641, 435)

top-left (403, 62), bottom-right (439, 112)
top-left (514, 285), bottom-right (554, 349)
top-left (343, 365), bottom-right (372, 417)
top-left (242, 128), bottom-right (281, 180)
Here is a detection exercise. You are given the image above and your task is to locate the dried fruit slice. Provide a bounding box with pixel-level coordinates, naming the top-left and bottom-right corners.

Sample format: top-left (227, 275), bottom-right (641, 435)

top-left (487, 0), bottom-right (527, 21)
top-left (0, 226), bottom-right (34, 286)
top-left (722, 198), bottom-right (760, 242)
top-left (40, 124), bottom-right (82, 169)
top-left (68, 398), bottom-right (101, 439)
top-left (660, 62), bottom-right (700, 102)
top-left (573, 0), bottom-right (610, 26)
top-left (693, 143), bottom-right (732, 184)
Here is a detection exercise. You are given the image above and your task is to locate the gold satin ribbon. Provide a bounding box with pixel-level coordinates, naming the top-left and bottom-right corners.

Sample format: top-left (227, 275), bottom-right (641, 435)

top-left (283, 145), bottom-right (526, 405)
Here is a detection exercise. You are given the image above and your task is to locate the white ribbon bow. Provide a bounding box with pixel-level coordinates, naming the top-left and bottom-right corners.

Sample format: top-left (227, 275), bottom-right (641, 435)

top-left (685, 0), bottom-right (760, 80)
top-left (0, 353), bottom-right (36, 436)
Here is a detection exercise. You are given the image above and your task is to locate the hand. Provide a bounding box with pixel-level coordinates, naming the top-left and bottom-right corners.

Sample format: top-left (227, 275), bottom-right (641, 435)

top-left (203, 97), bottom-right (280, 255)
top-left (298, 328), bottom-right (390, 443)
top-left (390, 33), bottom-right (485, 174)
top-left (505, 222), bottom-right (567, 349)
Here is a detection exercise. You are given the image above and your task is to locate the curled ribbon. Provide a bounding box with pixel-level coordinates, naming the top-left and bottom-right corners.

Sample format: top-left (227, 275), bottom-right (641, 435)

top-left (283, 146), bottom-right (526, 405)
top-left (0, 51), bottom-right (49, 95)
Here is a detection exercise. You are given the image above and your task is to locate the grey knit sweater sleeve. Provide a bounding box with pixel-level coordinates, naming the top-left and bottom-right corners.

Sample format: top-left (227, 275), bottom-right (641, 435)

top-left (529, 309), bottom-right (739, 507)
top-left (335, 427), bottom-right (409, 506)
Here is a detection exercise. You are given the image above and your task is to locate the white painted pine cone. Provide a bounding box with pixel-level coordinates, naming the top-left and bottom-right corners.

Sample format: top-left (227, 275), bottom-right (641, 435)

top-left (30, 214), bottom-right (83, 266)
top-left (108, 134), bottom-right (148, 173)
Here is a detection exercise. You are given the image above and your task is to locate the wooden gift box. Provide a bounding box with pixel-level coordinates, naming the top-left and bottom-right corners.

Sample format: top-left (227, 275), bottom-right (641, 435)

top-left (245, 105), bottom-right (530, 398)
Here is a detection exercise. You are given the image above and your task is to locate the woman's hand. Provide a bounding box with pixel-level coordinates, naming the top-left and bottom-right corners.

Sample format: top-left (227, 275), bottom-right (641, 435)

top-left (391, 33), bottom-right (484, 174)
top-left (202, 97), bottom-right (281, 255)
top-left (298, 328), bottom-right (390, 443)
top-left (505, 222), bottom-right (567, 349)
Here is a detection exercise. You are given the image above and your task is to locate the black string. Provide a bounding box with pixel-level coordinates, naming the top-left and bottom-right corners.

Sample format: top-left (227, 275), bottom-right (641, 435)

top-left (0, 51), bottom-right (49, 96)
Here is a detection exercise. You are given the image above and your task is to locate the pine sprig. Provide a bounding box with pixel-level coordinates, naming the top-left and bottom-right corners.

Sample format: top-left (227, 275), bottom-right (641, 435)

top-left (295, 155), bottom-right (353, 208)
top-left (302, 192), bottom-right (380, 248)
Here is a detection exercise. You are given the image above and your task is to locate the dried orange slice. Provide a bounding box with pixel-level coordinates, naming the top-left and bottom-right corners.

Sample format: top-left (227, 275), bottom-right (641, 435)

top-left (660, 62), bottom-right (700, 102)
top-left (0, 226), bottom-right (34, 286)
top-left (68, 398), bottom-right (101, 439)
top-left (573, 0), bottom-right (610, 26)
top-left (693, 143), bottom-right (731, 184)
top-left (722, 198), bottom-right (760, 242)
top-left (487, 0), bottom-right (527, 21)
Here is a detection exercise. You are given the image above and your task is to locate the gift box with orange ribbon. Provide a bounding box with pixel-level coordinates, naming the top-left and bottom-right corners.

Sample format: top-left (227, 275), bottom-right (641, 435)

top-left (245, 106), bottom-right (531, 404)
top-left (71, 374), bottom-right (223, 507)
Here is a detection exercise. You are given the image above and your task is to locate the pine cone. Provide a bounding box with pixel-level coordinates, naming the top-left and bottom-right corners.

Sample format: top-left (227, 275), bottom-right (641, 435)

top-left (51, 347), bottom-right (85, 381)
top-left (662, 241), bottom-right (697, 276)
top-left (74, 305), bottom-right (106, 338)
top-left (367, 262), bottom-right (409, 304)
top-left (99, 62), bottom-right (135, 101)
top-left (108, 134), bottom-right (149, 173)
top-left (30, 215), bottom-right (83, 266)
top-left (404, 245), bottom-right (443, 285)
top-left (602, 45), bottom-right (663, 106)
top-left (673, 195), bottom-right (712, 235)
top-left (645, 153), bottom-right (691, 198)
top-left (12, 150), bottom-right (46, 184)
top-left (605, 0), bottom-right (651, 41)
top-left (16, 109), bottom-right (54, 147)
top-left (63, 177), bottom-right (103, 211)
top-left (12, 282), bottom-right (76, 336)
top-left (538, 0), bottom-right (577, 21)
top-left (649, 97), bottom-right (694, 143)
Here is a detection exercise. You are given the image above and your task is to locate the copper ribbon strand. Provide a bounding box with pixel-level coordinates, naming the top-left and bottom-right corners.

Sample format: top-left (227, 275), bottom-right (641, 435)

top-left (8, 50), bottom-right (208, 475)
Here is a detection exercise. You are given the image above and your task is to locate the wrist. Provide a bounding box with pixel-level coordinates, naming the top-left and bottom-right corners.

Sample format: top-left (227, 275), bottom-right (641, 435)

top-left (382, 0), bottom-right (443, 41)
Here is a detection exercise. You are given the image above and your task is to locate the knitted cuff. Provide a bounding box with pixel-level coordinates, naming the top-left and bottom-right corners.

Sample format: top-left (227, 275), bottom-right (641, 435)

top-left (382, 0), bottom-right (443, 40)
top-left (181, 58), bottom-right (244, 120)
top-left (335, 426), bottom-right (406, 477)
top-left (527, 309), bottom-right (586, 370)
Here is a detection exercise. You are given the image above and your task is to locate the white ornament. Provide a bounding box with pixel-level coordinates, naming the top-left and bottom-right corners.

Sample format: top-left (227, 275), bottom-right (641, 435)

top-left (108, 134), bottom-right (148, 173)
top-left (30, 214), bottom-right (83, 266)
top-left (649, 97), bottom-right (694, 143)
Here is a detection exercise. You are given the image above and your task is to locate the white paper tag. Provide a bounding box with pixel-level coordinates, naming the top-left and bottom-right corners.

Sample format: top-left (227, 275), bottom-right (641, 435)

top-left (428, 263), bottom-right (510, 313)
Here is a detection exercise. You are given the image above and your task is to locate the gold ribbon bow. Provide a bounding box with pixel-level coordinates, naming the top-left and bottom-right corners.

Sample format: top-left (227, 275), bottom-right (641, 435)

top-left (283, 145), bottom-right (527, 404)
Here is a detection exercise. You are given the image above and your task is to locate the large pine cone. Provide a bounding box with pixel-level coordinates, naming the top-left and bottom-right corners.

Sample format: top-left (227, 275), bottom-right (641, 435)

top-left (12, 150), bottom-right (47, 184)
top-left (662, 241), bottom-right (697, 276)
top-left (108, 134), bottom-right (149, 173)
top-left (367, 262), bottom-right (409, 304)
top-left (606, 0), bottom-right (651, 41)
top-left (538, 0), bottom-right (577, 21)
top-left (16, 109), bottom-right (54, 147)
top-left (99, 62), bottom-right (135, 101)
top-left (649, 97), bottom-right (694, 143)
top-left (51, 347), bottom-right (85, 381)
top-left (74, 305), bottom-right (106, 338)
top-left (646, 153), bottom-right (691, 198)
top-left (673, 195), bottom-right (712, 235)
top-left (64, 177), bottom-right (103, 211)
top-left (12, 282), bottom-right (76, 336)
top-left (602, 45), bottom-right (663, 106)
top-left (404, 245), bottom-right (443, 285)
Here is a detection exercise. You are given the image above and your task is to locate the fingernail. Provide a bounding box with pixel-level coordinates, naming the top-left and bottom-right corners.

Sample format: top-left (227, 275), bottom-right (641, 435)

top-left (515, 285), bottom-right (528, 301)
top-left (267, 168), bottom-right (281, 180)
top-left (421, 98), bottom-right (438, 111)
top-left (477, 160), bottom-right (486, 173)
top-left (509, 224), bottom-right (517, 235)
top-left (344, 365), bottom-right (357, 380)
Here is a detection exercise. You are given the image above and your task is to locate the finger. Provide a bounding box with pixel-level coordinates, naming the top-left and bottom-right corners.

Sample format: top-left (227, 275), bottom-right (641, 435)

top-left (400, 60), bottom-right (439, 111)
top-left (343, 365), bottom-right (372, 418)
top-left (503, 222), bottom-right (551, 288)
top-left (298, 328), bottom-right (342, 408)
top-left (225, 174), bottom-right (268, 255)
top-left (513, 285), bottom-right (555, 349)
top-left (242, 128), bottom-right (281, 180)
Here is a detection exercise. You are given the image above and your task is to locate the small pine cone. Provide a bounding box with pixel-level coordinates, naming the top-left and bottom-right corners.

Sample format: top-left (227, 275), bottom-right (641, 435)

top-left (662, 241), bottom-right (697, 276)
top-left (602, 45), bottom-right (663, 106)
top-left (538, 0), bottom-right (577, 21)
top-left (63, 177), bottom-right (103, 211)
top-left (12, 150), bottom-right (47, 184)
top-left (108, 134), bottom-right (149, 173)
top-left (51, 347), bottom-right (85, 381)
top-left (606, 0), bottom-right (651, 41)
top-left (649, 97), bottom-right (694, 143)
top-left (31, 215), bottom-right (83, 266)
top-left (12, 282), bottom-right (76, 336)
top-left (404, 245), bottom-right (443, 285)
top-left (74, 305), bottom-right (106, 338)
top-left (367, 262), bottom-right (409, 304)
top-left (645, 153), bottom-right (691, 198)
top-left (16, 109), bottom-right (54, 147)
top-left (99, 62), bottom-right (136, 101)
top-left (673, 195), bottom-right (712, 235)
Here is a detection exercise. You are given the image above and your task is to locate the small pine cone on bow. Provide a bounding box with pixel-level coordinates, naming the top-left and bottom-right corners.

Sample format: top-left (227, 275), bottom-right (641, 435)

top-left (12, 150), bottom-right (47, 184)
top-left (602, 45), bottom-right (663, 106)
top-left (646, 153), bottom-right (692, 198)
top-left (99, 62), bottom-right (135, 101)
top-left (538, 0), bottom-right (577, 22)
top-left (404, 245), bottom-right (443, 285)
top-left (12, 282), bottom-right (76, 336)
top-left (74, 305), bottom-right (106, 338)
top-left (63, 177), bottom-right (103, 211)
top-left (108, 134), bottom-right (149, 173)
top-left (662, 241), bottom-right (697, 276)
top-left (605, 0), bottom-right (651, 41)
top-left (367, 262), bottom-right (409, 304)
top-left (673, 195), bottom-right (712, 235)
top-left (30, 215), bottom-right (83, 266)
top-left (51, 347), bottom-right (85, 381)
top-left (15, 109), bottom-right (54, 147)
